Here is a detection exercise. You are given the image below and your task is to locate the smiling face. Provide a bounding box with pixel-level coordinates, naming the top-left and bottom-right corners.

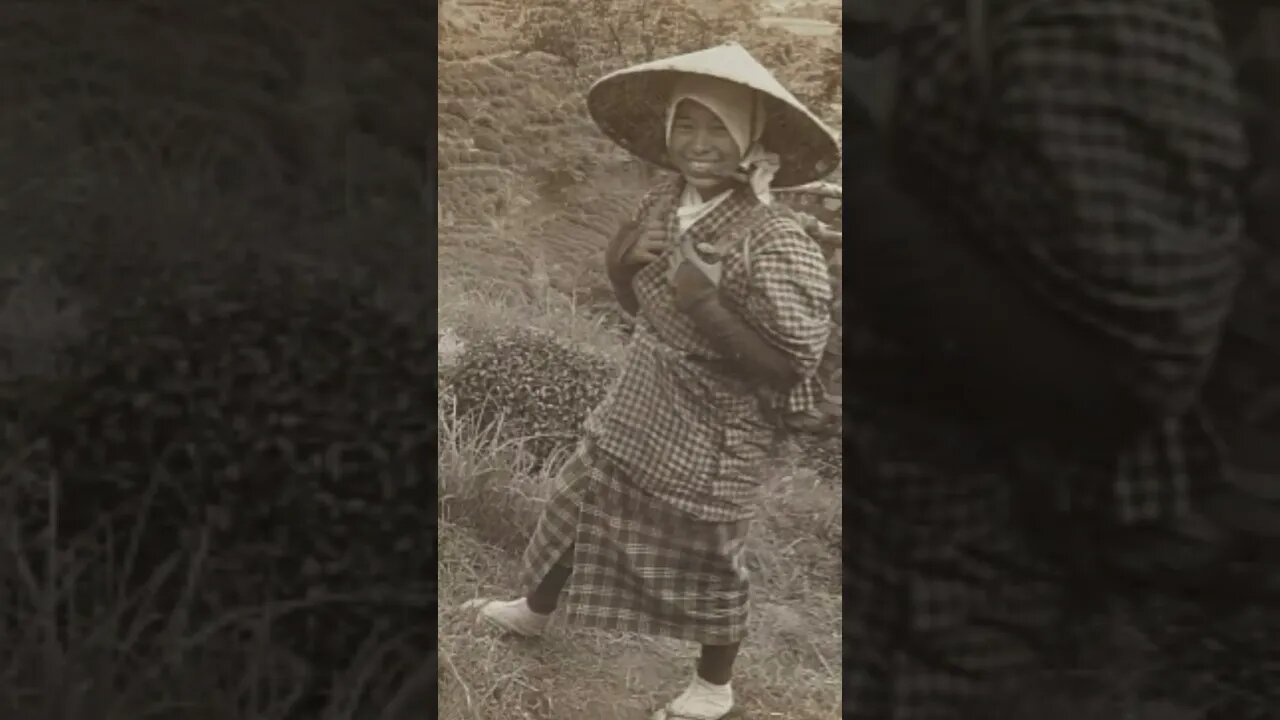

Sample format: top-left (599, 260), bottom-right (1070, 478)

top-left (667, 99), bottom-right (744, 198)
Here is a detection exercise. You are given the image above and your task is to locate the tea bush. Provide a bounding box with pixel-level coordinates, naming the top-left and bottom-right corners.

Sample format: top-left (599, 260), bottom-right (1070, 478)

top-left (2, 250), bottom-right (433, 713)
top-left (441, 326), bottom-right (617, 464)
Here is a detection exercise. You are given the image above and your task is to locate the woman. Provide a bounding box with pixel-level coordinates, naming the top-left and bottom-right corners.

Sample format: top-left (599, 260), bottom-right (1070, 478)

top-left (465, 43), bottom-right (840, 720)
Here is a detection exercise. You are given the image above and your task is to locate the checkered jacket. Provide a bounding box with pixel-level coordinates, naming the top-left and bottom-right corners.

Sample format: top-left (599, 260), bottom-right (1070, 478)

top-left (585, 175), bottom-right (833, 522)
top-left (850, 0), bottom-right (1250, 524)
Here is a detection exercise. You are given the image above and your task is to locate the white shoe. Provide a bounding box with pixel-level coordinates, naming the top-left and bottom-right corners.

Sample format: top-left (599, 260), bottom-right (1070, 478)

top-left (462, 597), bottom-right (551, 637)
top-left (651, 674), bottom-right (737, 720)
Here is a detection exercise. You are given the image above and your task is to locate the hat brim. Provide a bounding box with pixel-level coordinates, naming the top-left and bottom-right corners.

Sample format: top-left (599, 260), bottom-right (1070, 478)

top-left (586, 47), bottom-right (841, 188)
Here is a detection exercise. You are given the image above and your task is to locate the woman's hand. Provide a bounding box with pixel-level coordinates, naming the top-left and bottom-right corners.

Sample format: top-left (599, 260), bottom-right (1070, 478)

top-left (608, 217), bottom-right (668, 275)
top-left (622, 220), bottom-right (669, 268)
top-left (605, 218), bottom-right (669, 316)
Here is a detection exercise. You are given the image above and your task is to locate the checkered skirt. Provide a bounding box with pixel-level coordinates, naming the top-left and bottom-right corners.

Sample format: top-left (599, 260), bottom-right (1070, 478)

top-left (518, 440), bottom-right (752, 645)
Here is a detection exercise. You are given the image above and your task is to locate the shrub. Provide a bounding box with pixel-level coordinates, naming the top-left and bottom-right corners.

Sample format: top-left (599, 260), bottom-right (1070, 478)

top-left (441, 326), bottom-right (616, 464)
top-left (4, 256), bottom-right (434, 709)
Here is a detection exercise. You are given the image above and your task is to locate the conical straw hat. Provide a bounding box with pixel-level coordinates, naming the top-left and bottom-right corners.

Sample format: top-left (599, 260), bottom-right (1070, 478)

top-left (587, 42), bottom-right (841, 188)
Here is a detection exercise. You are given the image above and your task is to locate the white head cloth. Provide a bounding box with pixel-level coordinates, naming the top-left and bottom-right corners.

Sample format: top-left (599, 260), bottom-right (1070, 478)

top-left (664, 74), bottom-right (781, 207)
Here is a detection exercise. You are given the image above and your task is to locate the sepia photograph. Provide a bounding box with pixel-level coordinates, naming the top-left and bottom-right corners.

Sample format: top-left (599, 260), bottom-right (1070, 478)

top-left (437, 0), bottom-right (842, 718)
top-left (0, 2), bottom-right (431, 718)
top-left (844, 1), bottom-right (1280, 719)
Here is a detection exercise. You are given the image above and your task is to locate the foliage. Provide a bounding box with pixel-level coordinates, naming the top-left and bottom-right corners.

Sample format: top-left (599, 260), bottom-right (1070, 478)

top-left (2, 247), bottom-right (432, 719)
top-left (0, 0), bottom-right (427, 235)
top-left (439, 0), bottom-right (843, 435)
top-left (0, 0), bottom-right (430, 713)
top-left (441, 326), bottom-right (617, 465)
top-left (516, 0), bottom-right (761, 69)
top-left (784, 1), bottom-right (841, 24)
top-left (511, 0), bottom-right (839, 118)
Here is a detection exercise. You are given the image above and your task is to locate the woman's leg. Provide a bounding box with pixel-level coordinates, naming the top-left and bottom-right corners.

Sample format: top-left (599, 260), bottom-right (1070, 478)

top-left (477, 442), bottom-right (591, 637)
top-left (697, 642), bottom-right (740, 685)
top-left (476, 546), bottom-right (575, 636)
top-left (526, 547), bottom-right (574, 614)
top-left (660, 643), bottom-right (740, 718)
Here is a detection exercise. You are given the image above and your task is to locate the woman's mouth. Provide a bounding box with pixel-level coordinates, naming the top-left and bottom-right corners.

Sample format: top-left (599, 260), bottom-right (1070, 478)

top-left (685, 160), bottom-right (721, 176)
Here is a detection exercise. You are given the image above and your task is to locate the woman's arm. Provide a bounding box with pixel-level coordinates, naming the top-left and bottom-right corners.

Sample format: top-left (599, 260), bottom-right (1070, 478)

top-left (607, 180), bottom-right (681, 316)
top-left (678, 222), bottom-right (833, 392)
top-left (605, 221), bottom-right (642, 315)
top-left (683, 295), bottom-right (802, 390)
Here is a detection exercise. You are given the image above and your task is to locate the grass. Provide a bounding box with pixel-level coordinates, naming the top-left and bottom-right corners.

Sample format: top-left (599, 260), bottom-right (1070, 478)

top-left (436, 276), bottom-right (842, 719)
top-left (433, 168), bottom-right (1280, 720)
top-left (0, 75), bottom-right (430, 720)
top-left (0, 2), bottom-right (430, 717)
top-left (0, 455), bottom-right (429, 719)
top-left (436, 411), bottom-right (842, 720)
top-left (439, 273), bottom-right (627, 367)
top-left (432, 272), bottom-right (1164, 720)
top-left (0, 268), bottom-right (433, 719)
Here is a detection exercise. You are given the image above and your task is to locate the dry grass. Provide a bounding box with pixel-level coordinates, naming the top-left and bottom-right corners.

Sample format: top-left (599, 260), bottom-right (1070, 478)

top-left (434, 287), bottom-right (1166, 719)
top-left (438, 258), bottom-right (840, 719)
top-left (0, 279), bottom-right (429, 717)
top-left (439, 273), bottom-right (627, 367)
top-left (435, 5), bottom-right (1280, 719)
top-left (0, 5), bottom-right (430, 713)
top-left (0, 459), bottom-right (425, 720)
top-left (432, 214), bottom-right (1262, 720)
top-left (436, 396), bottom-right (842, 720)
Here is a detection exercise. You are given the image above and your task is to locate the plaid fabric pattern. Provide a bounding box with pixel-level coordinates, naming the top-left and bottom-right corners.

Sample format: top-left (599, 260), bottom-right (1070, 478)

top-left (846, 400), bottom-right (1071, 720)
top-left (584, 175), bottom-right (832, 522)
top-left (852, 0), bottom-right (1248, 524)
top-left (519, 439), bottom-right (752, 645)
top-left (847, 1), bottom-right (1248, 718)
